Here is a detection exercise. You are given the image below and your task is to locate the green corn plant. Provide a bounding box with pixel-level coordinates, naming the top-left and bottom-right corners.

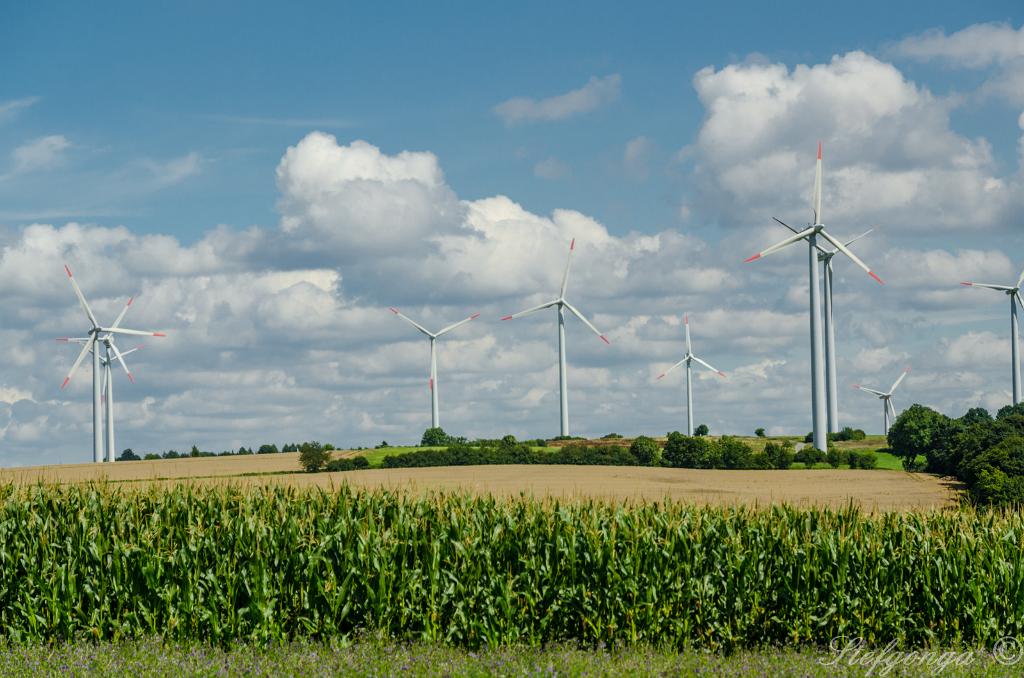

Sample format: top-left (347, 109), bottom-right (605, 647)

top-left (0, 483), bottom-right (1020, 650)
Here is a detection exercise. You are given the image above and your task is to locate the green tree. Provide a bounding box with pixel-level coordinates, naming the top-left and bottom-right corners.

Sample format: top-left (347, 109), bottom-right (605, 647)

top-left (190, 445), bottom-right (201, 457)
top-left (117, 448), bottom-right (140, 461)
top-left (887, 404), bottom-right (950, 470)
top-left (960, 407), bottom-right (992, 427)
top-left (629, 436), bottom-right (661, 465)
top-left (754, 428), bottom-right (766, 438)
top-left (694, 424), bottom-right (709, 437)
top-left (421, 427), bottom-right (450, 446)
top-left (719, 436), bottom-right (753, 469)
top-left (143, 453), bottom-right (161, 460)
top-left (298, 442), bottom-right (330, 473)
top-left (764, 441), bottom-right (794, 469)
top-left (826, 446), bottom-right (847, 468)
top-left (663, 432), bottom-right (720, 468)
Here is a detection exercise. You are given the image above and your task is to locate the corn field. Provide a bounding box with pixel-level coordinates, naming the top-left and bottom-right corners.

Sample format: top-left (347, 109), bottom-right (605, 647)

top-left (0, 483), bottom-right (1020, 649)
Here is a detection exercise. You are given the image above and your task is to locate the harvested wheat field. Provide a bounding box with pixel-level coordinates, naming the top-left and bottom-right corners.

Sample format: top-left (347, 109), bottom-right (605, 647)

top-left (134, 465), bottom-right (960, 511)
top-left (0, 451), bottom-right (350, 485)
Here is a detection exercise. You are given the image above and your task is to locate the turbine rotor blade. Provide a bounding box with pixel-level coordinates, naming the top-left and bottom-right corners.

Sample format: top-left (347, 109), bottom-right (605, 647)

top-left (889, 367), bottom-right (910, 393)
top-left (65, 265), bottom-right (99, 328)
top-left (501, 300), bottom-right (559, 321)
top-left (691, 355), bottom-right (725, 376)
top-left (818, 229), bottom-right (883, 285)
top-left (109, 340), bottom-right (135, 383)
top-left (102, 327), bottom-right (166, 338)
top-left (1017, 266), bottom-right (1024, 290)
top-left (563, 301), bottom-right (609, 344)
top-left (960, 282), bottom-right (1013, 291)
top-left (774, 217), bottom-right (828, 254)
top-left (436, 312), bottom-right (481, 337)
top-left (559, 238), bottom-right (575, 299)
top-left (813, 142), bottom-right (823, 223)
top-left (843, 228), bottom-right (874, 248)
top-left (745, 226), bottom-right (816, 263)
top-left (888, 398), bottom-right (897, 419)
top-left (853, 385), bottom-right (886, 397)
top-left (389, 307), bottom-right (433, 337)
top-left (684, 314), bottom-right (692, 353)
top-left (61, 335), bottom-right (96, 390)
top-left (110, 296), bottom-right (134, 329)
top-left (657, 357), bottom-right (688, 380)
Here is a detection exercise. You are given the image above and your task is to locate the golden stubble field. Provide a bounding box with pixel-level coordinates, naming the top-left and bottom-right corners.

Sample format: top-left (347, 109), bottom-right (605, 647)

top-left (0, 456), bottom-right (961, 511)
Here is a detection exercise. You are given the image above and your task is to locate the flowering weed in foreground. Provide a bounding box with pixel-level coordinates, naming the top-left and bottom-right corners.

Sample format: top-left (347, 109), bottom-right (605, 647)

top-left (0, 640), bottom-right (1020, 677)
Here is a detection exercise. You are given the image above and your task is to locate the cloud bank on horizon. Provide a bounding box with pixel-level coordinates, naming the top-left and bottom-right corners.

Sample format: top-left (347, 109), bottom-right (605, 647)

top-left (1, 22), bottom-right (1023, 466)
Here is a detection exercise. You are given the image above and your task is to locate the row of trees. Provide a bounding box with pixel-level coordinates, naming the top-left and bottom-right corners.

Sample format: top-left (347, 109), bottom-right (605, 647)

top-left (118, 442), bottom-right (336, 462)
top-left (888, 402), bottom-right (1024, 505)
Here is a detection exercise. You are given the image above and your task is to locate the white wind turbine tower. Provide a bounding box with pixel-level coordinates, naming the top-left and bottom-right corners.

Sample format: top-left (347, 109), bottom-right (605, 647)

top-left (960, 269), bottom-right (1024, 405)
top-left (745, 143), bottom-right (883, 452)
top-left (60, 265), bottom-right (166, 463)
top-left (59, 336), bottom-right (143, 461)
top-left (389, 307), bottom-right (480, 428)
top-left (502, 239), bottom-right (609, 437)
top-left (853, 367), bottom-right (909, 435)
top-left (772, 218), bottom-right (873, 433)
top-left (656, 314), bottom-right (725, 436)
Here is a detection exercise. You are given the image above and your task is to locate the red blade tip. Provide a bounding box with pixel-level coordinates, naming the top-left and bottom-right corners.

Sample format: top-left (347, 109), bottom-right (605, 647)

top-left (389, 307), bottom-right (399, 314)
top-left (500, 315), bottom-right (513, 321)
top-left (127, 374), bottom-right (135, 384)
top-left (64, 265), bottom-right (72, 277)
top-left (428, 378), bottom-right (433, 391)
top-left (744, 254), bottom-right (762, 263)
top-left (470, 313), bottom-right (480, 320)
top-left (153, 332), bottom-right (166, 337)
top-left (817, 142), bottom-right (822, 159)
top-left (656, 373), bottom-right (665, 380)
top-left (570, 238), bottom-right (575, 250)
top-left (868, 271), bottom-right (884, 285)
top-left (127, 296), bottom-right (134, 306)
top-left (60, 377), bottom-right (70, 390)
top-left (600, 335), bottom-right (610, 345)
top-left (684, 314), bottom-right (689, 324)
top-left (718, 371), bottom-right (726, 377)
top-left (960, 282), bottom-right (973, 286)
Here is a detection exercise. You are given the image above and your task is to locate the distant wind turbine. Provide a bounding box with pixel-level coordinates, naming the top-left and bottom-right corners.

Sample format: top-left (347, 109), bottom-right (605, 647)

top-left (744, 143), bottom-right (883, 452)
top-left (502, 239), bottom-right (609, 437)
top-left (60, 265), bottom-right (166, 463)
top-left (853, 367), bottom-right (910, 435)
top-left (656, 314), bottom-right (725, 436)
top-left (390, 307), bottom-right (479, 429)
top-left (961, 269), bottom-right (1024, 405)
top-left (59, 336), bottom-right (143, 461)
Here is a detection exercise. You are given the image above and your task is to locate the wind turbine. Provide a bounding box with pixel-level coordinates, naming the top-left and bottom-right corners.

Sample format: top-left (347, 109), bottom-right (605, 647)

top-left (773, 218), bottom-right (873, 433)
top-left (60, 265), bottom-right (166, 463)
top-left (389, 307), bottom-right (480, 428)
top-left (501, 239), bottom-right (609, 437)
top-left (656, 314), bottom-right (725, 436)
top-left (745, 143), bottom-right (883, 452)
top-left (59, 336), bottom-right (143, 461)
top-left (853, 367), bottom-right (909, 435)
top-left (960, 269), bottom-right (1024, 405)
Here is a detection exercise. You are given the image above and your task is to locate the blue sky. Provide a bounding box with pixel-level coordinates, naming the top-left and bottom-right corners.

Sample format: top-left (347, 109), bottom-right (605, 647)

top-left (3, 1), bottom-right (1021, 238)
top-left (1, 3), bottom-right (1024, 464)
